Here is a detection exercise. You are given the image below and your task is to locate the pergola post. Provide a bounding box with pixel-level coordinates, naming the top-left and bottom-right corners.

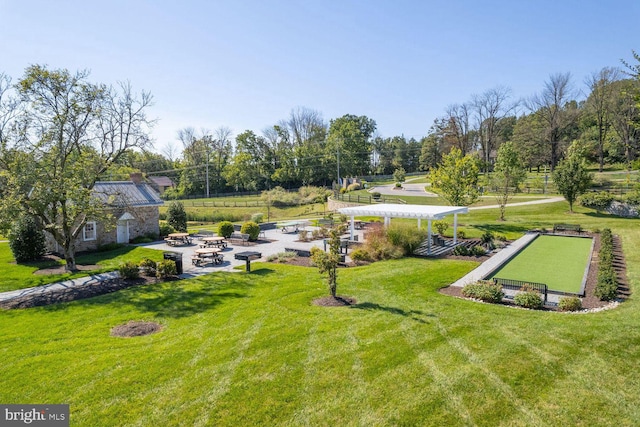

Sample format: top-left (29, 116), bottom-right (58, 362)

top-left (418, 218), bottom-right (421, 229)
top-left (453, 213), bottom-right (458, 244)
top-left (427, 219), bottom-right (432, 255)
top-left (384, 216), bottom-right (390, 227)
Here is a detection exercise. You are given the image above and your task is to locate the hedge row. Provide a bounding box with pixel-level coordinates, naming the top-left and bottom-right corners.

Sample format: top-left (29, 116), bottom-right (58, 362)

top-left (595, 228), bottom-right (618, 301)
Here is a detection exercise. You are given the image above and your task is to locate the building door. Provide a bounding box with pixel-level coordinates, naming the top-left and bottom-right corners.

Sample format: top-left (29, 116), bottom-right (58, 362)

top-left (117, 221), bottom-right (129, 244)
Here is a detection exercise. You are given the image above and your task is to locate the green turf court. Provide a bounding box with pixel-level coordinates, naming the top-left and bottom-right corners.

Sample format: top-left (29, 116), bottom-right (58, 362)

top-left (489, 235), bottom-right (593, 293)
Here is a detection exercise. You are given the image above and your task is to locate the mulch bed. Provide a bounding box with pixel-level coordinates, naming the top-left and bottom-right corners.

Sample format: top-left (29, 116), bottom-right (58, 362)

top-left (439, 231), bottom-right (629, 311)
top-left (0, 275), bottom-right (167, 310)
top-left (111, 320), bottom-right (162, 337)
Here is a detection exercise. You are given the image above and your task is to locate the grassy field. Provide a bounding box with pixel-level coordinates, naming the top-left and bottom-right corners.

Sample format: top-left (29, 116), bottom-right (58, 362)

top-left (489, 235), bottom-right (593, 293)
top-left (0, 245), bottom-right (165, 293)
top-left (1, 200), bottom-right (640, 425)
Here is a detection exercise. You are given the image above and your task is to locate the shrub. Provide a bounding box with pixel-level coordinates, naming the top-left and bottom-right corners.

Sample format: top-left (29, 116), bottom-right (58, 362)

top-left (481, 230), bottom-right (494, 245)
top-left (8, 215), bottom-right (46, 263)
top-left (350, 248), bottom-right (373, 265)
top-left (266, 251), bottom-right (297, 262)
top-left (156, 259), bottom-right (177, 278)
top-left (339, 187), bottom-right (347, 194)
top-left (298, 230), bottom-right (309, 241)
top-left (457, 230), bottom-right (466, 239)
top-left (118, 261), bottom-right (140, 279)
top-left (97, 243), bottom-right (125, 252)
top-left (624, 190), bottom-right (640, 206)
top-left (167, 201), bottom-right (187, 232)
top-left (471, 245), bottom-right (487, 256)
top-left (362, 226), bottom-right (404, 260)
top-left (433, 220), bottom-right (449, 236)
top-left (579, 191), bottom-right (614, 211)
top-left (453, 245), bottom-right (470, 256)
top-left (217, 221), bottom-right (234, 238)
top-left (462, 281), bottom-right (504, 303)
top-left (346, 183), bottom-right (361, 192)
top-left (559, 296), bottom-right (582, 312)
top-left (393, 167), bottom-right (406, 183)
top-left (159, 222), bottom-right (175, 237)
top-left (298, 185), bottom-right (331, 204)
top-left (251, 213), bottom-right (264, 223)
top-left (385, 223), bottom-right (427, 255)
top-left (261, 186), bottom-right (299, 206)
top-left (513, 286), bottom-right (543, 309)
top-left (139, 258), bottom-right (157, 276)
top-left (240, 221), bottom-right (260, 241)
top-left (371, 191), bottom-right (381, 199)
top-left (495, 234), bottom-right (507, 242)
top-left (131, 234), bottom-right (156, 244)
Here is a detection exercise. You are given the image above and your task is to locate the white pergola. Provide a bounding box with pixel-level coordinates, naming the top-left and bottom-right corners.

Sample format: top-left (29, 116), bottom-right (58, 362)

top-left (337, 203), bottom-right (469, 255)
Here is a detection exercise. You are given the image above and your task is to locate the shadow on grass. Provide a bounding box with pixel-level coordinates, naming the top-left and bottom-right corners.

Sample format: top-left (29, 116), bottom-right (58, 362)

top-left (69, 273), bottom-right (257, 318)
top-left (351, 302), bottom-right (435, 324)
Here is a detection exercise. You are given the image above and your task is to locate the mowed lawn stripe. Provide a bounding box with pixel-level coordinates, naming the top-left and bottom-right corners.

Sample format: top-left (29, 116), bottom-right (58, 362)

top-left (490, 235), bottom-right (593, 293)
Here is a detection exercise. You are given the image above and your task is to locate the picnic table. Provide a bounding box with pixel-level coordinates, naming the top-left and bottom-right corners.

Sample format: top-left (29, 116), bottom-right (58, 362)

top-left (279, 221), bottom-right (309, 233)
top-left (165, 232), bottom-right (192, 246)
top-left (200, 236), bottom-right (227, 249)
top-left (192, 247), bottom-right (223, 266)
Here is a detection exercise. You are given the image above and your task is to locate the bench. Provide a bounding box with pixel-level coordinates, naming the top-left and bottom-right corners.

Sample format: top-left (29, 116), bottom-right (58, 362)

top-left (553, 223), bottom-right (582, 234)
top-left (229, 233), bottom-right (250, 245)
top-left (284, 248), bottom-right (312, 257)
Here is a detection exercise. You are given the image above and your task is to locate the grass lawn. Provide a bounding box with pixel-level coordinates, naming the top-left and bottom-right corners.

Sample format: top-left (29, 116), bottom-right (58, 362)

top-left (489, 235), bottom-right (593, 293)
top-left (0, 244), bottom-right (165, 293)
top-left (2, 201), bottom-right (640, 425)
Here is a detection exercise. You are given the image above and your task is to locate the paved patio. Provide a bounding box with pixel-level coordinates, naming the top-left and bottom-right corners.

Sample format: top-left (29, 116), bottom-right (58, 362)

top-left (136, 226), bottom-right (366, 278)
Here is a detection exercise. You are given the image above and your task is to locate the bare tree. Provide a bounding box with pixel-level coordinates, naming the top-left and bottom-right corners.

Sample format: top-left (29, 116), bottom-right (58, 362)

top-left (287, 106), bottom-right (326, 145)
top-left (472, 86), bottom-right (516, 172)
top-left (444, 103), bottom-right (473, 155)
top-left (585, 67), bottom-right (621, 171)
top-left (528, 73), bottom-right (578, 170)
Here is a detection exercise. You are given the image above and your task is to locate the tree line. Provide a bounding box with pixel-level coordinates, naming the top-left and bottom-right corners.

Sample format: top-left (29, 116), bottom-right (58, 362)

top-left (106, 52), bottom-right (639, 198)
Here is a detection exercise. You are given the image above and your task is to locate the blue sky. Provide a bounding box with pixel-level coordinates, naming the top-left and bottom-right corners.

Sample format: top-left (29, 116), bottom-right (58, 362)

top-left (1, 0), bottom-right (638, 152)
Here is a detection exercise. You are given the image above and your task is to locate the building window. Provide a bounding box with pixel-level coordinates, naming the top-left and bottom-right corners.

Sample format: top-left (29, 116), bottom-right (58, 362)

top-left (83, 221), bottom-right (96, 241)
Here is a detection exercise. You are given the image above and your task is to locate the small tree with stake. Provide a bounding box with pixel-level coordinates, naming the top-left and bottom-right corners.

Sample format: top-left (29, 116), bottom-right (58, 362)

top-left (310, 225), bottom-right (345, 298)
top-left (553, 142), bottom-right (593, 213)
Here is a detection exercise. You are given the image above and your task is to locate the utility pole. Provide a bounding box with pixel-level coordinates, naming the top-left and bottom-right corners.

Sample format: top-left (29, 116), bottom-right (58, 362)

top-left (337, 149), bottom-right (341, 189)
top-left (205, 148), bottom-right (210, 198)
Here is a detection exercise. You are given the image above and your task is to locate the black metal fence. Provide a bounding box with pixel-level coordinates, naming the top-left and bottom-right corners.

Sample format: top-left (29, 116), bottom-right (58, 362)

top-left (493, 277), bottom-right (548, 304)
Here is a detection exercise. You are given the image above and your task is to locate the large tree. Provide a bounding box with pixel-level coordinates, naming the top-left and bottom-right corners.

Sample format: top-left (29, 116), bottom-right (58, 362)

top-left (326, 114), bottom-right (377, 181)
top-left (0, 65), bottom-right (154, 271)
top-left (584, 67), bottom-right (620, 171)
top-left (528, 73), bottom-right (579, 170)
top-left (430, 147), bottom-right (480, 206)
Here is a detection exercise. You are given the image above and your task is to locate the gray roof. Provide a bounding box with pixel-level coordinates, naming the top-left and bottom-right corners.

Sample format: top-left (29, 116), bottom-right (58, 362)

top-left (148, 176), bottom-right (175, 187)
top-left (93, 181), bottom-right (164, 207)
